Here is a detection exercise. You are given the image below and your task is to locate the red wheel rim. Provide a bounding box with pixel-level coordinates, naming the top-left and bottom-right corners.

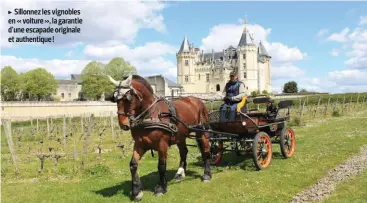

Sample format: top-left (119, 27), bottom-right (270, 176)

top-left (210, 141), bottom-right (223, 165)
top-left (256, 134), bottom-right (272, 168)
top-left (284, 128), bottom-right (295, 156)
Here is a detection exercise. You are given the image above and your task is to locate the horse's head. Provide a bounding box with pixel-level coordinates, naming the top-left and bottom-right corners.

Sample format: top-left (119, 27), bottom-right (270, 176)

top-left (108, 74), bottom-right (154, 131)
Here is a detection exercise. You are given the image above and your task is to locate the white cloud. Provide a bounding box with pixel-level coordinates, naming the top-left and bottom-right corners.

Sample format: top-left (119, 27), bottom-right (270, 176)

top-left (65, 50), bottom-right (73, 58)
top-left (330, 49), bottom-right (339, 56)
top-left (271, 64), bottom-right (305, 80)
top-left (328, 69), bottom-right (367, 86)
top-left (1, 55), bottom-right (92, 78)
top-left (84, 42), bottom-right (177, 61)
top-left (327, 27), bottom-right (350, 43)
top-left (359, 16), bottom-right (367, 25)
top-left (317, 28), bottom-right (329, 37)
top-left (299, 69), bottom-right (367, 93)
top-left (1, 45), bottom-right (178, 80)
top-left (199, 23), bottom-right (306, 64)
top-left (1, 0), bottom-right (166, 48)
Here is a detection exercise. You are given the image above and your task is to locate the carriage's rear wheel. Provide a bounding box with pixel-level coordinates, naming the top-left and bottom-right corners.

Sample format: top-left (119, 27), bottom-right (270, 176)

top-left (210, 141), bottom-right (223, 165)
top-left (280, 126), bottom-right (296, 158)
top-left (252, 132), bottom-right (272, 170)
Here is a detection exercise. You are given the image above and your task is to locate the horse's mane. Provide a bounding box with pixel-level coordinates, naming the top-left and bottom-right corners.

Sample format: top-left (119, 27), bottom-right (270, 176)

top-left (123, 75), bottom-right (154, 94)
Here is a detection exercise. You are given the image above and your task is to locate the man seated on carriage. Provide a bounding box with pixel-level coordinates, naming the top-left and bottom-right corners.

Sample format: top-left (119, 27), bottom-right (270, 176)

top-left (217, 71), bottom-right (248, 121)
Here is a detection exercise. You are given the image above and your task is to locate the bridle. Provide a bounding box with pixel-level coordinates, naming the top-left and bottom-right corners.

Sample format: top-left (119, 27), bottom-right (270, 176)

top-left (111, 81), bottom-right (161, 126)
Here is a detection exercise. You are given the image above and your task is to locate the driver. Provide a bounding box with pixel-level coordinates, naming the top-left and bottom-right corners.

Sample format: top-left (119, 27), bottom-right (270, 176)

top-left (217, 71), bottom-right (248, 119)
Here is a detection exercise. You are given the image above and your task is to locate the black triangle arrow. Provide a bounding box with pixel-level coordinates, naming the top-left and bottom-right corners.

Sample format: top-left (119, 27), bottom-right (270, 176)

top-left (8, 11), bottom-right (12, 14)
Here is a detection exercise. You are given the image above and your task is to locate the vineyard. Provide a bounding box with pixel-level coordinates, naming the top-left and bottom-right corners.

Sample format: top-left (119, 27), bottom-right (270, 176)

top-left (2, 92), bottom-right (367, 178)
top-left (1, 93), bottom-right (367, 203)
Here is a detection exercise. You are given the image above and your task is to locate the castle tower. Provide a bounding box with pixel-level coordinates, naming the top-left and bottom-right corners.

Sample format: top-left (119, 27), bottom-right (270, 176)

top-left (258, 41), bottom-right (272, 93)
top-left (177, 36), bottom-right (196, 86)
top-left (237, 18), bottom-right (258, 93)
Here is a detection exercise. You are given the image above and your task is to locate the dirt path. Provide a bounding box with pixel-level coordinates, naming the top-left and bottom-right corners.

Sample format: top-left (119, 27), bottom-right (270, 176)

top-left (290, 144), bottom-right (367, 203)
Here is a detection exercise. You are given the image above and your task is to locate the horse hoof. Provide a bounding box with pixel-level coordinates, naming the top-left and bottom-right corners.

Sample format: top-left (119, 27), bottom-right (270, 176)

top-left (133, 191), bottom-right (143, 202)
top-left (154, 192), bottom-right (164, 197)
top-left (174, 174), bottom-right (185, 182)
top-left (154, 185), bottom-right (167, 196)
top-left (202, 174), bottom-right (211, 182)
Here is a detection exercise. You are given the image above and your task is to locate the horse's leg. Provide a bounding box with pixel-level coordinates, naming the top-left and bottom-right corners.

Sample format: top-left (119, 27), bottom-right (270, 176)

top-left (130, 143), bottom-right (147, 201)
top-left (196, 132), bottom-right (211, 182)
top-left (174, 141), bottom-right (188, 181)
top-left (154, 140), bottom-right (168, 196)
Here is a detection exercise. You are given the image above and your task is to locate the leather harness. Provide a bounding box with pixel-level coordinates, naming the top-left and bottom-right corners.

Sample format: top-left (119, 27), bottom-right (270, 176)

top-left (112, 86), bottom-right (179, 145)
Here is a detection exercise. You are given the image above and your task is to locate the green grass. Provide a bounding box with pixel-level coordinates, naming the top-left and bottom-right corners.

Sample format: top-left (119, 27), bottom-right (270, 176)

top-left (2, 106), bottom-right (367, 203)
top-left (323, 170), bottom-right (367, 203)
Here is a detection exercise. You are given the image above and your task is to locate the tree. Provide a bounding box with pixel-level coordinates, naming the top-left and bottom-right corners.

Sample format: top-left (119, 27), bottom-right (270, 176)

top-left (104, 57), bottom-right (137, 80)
top-left (283, 81), bottom-right (298, 93)
top-left (1, 66), bottom-right (21, 101)
top-left (104, 57), bottom-right (137, 99)
top-left (81, 61), bottom-right (109, 101)
top-left (262, 90), bottom-right (269, 95)
top-left (23, 68), bottom-right (58, 101)
top-left (299, 88), bottom-right (308, 93)
top-left (251, 90), bottom-right (260, 97)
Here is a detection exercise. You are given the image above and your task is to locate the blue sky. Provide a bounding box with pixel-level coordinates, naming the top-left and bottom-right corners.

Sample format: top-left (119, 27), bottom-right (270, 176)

top-left (1, 1), bottom-right (367, 93)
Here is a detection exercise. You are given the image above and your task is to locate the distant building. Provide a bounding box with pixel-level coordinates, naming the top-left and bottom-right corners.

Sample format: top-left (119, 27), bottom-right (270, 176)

top-left (56, 74), bottom-right (83, 101)
top-left (145, 75), bottom-right (183, 97)
top-left (176, 19), bottom-right (272, 94)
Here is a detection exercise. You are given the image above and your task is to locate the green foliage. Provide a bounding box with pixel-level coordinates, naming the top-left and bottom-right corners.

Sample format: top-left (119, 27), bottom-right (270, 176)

top-left (283, 81), bottom-right (298, 93)
top-left (54, 96), bottom-right (61, 102)
top-left (23, 68), bottom-right (58, 101)
top-left (104, 57), bottom-right (137, 79)
top-left (1, 66), bottom-right (21, 101)
top-left (251, 90), bottom-right (260, 96)
top-left (104, 57), bottom-right (137, 97)
top-left (86, 164), bottom-right (111, 177)
top-left (262, 90), bottom-right (269, 95)
top-left (332, 108), bottom-right (341, 117)
top-left (299, 88), bottom-right (308, 93)
top-left (289, 116), bottom-right (302, 127)
top-left (81, 61), bottom-right (109, 101)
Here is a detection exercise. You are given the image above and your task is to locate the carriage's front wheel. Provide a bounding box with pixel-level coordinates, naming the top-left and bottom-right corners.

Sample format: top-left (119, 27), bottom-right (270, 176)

top-left (252, 132), bottom-right (272, 170)
top-left (210, 141), bottom-right (223, 165)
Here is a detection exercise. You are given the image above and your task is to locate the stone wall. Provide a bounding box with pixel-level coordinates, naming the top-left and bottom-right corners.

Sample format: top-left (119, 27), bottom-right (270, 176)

top-left (1, 101), bottom-right (116, 121)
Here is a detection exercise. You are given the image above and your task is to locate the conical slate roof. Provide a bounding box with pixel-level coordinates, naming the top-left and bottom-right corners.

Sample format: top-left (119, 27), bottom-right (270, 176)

top-left (238, 20), bottom-right (255, 47)
top-left (258, 41), bottom-right (270, 57)
top-left (178, 35), bottom-right (190, 53)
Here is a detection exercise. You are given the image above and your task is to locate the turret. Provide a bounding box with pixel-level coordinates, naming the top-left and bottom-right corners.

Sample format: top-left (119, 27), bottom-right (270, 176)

top-left (237, 18), bottom-right (258, 93)
top-left (177, 35), bottom-right (196, 86)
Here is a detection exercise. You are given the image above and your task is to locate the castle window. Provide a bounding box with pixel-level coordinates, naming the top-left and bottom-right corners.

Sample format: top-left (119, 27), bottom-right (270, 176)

top-left (243, 54), bottom-right (246, 59)
top-left (68, 93), bottom-right (71, 98)
top-left (198, 74), bottom-right (200, 80)
top-left (61, 93), bottom-right (64, 99)
top-left (220, 57), bottom-right (223, 61)
top-left (216, 84), bottom-right (220, 92)
top-left (206, 74), bottom-right (210, 82)
top-left (185, 60), bottom-right (189, 66)
top-left (185, 76), bottom-right (188, 82)
top-left (244, 72), bottom-right (247, 79)
top-left (243, 63), bottom-right (246, 69)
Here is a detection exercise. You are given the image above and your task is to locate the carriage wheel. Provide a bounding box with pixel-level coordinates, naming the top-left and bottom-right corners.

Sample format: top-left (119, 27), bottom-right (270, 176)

top-left (252, 132), bottom-right (272, 170)
top-left (280, 127), bottom-right (296, 158)
top-left (210, 141), bottom-right (223, 165)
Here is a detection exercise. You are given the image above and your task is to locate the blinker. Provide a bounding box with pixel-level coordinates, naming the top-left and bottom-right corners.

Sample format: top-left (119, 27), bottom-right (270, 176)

top-left (127, 95), bottom-right (133, 101)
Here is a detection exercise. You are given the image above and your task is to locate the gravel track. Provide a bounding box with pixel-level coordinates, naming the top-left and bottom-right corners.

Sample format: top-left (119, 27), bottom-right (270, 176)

top-left (290, 145), bottom-right (367, 203)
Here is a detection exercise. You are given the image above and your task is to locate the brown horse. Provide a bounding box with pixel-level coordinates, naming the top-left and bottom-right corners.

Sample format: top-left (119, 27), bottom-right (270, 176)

top-left (107, 74), bottom-right (212, 201)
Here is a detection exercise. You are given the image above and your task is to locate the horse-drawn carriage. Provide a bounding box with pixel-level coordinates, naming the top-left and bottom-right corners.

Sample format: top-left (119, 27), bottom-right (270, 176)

top-left (188, 95), bottom-right (296, 170)
top-left (107, 74), bottom-right (296, 200)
